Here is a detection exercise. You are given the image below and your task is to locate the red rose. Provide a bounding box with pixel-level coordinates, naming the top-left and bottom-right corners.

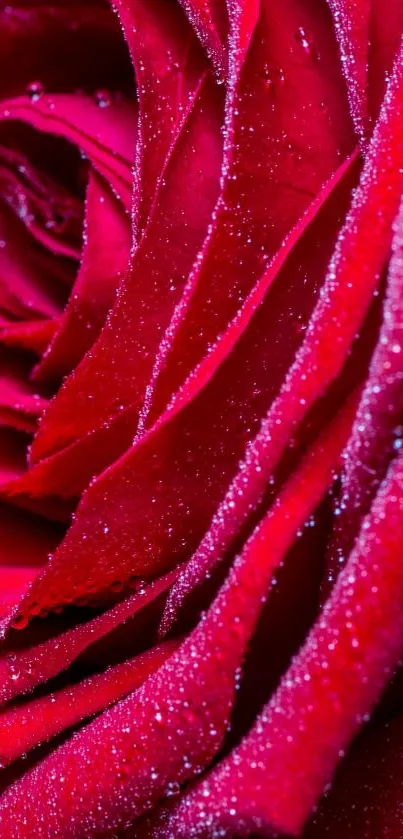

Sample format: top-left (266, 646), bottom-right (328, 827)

top-left (1, 0), bottom-right (403, 836)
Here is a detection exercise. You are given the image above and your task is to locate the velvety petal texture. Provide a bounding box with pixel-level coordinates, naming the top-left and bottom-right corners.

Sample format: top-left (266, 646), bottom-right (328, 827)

top-left (1, 1), bottom-right (403, 838)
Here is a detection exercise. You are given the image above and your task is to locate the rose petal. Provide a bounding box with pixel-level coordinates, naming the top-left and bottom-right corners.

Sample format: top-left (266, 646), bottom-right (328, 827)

top-left (0, 500), bottom-right (62, 620)
top-left (328, 0), bottom-right (403, 133)
top-left (327, 0), bottom-right (370, 137)
top-left (369, 0), bottom-right (403, 117)
top-left (178, 0), bottom-right (227, 78)
top-left (3, 403), bottom-right (139, 500)
top-left (1, 149), bottom-right (355, 497)
top-left (29, 0), bottom-right (353, 464)
top-left (0, 428), bottom-right (27, 485)
top-left (0, 94), bottom-right (136, 209)
top-left (116, 0), bottom-right (209, 233)
top-left (0, 142), bottom-right (83, 259)
top-left (0, 501), bottom-right (62, 571)
top-left (0, 568), bottom-right (38, 620)
top-left (305, 714), bottom-right (403, 838)
top-left (151, 35), bottom-right (403, 632)
top-left (324, 190), bottom-right (403, 592)
top-left (0, 570), bottom-right (178, 695)
top-left (0, 641), bottom-right (178, 767)
top-left (29, 73), bottom-right (223, 464)
top-left (2, 149), bottom-right (358, 614)
top-left (0, 201), bottom-right (66, 320)
top-left (34, 170), bottom-right (131, 383)
top-left (155, 152), bottom-right (359, 633)
top-left (0, 3), bottom-right (133, 99)
top-left (0, 319), bottom-right (58, 356)
top-left (0, 350), bottom-right (46, 432)
top-left (0, 426), bottom-right (70, 524)
top-left (0, 398), bottom-right (354, 838)
top-left (146, 449), bottom-right (403, 838)
top-left (139, 0), bottom-right (353, 428)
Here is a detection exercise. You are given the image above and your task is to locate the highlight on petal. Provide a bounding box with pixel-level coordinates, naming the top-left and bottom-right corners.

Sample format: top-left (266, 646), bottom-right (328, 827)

top-left (324, 188), bottom-right (403, 592)
top-left (327, 0), bottom-right (370, 137)
top-left (178, 0), bottom-right (228, 78)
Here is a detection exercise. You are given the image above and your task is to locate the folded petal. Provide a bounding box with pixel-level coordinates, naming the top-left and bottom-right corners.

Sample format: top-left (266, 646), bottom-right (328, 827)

top-left (0, 94), bottom-right (136, 209)
top-left (5, 147), bottom-right (359, 616)
top-left (0, 641), bottom-right (178, 767)
top-left (0, 319), bottom-right (58, 356)
top-left (116, 0), bottom-right (209, 232)
top-left (29, 74), bottom-right (223, 464)
top-left (149, 448), bottom-right (403, 838)
top-left (178, 0), bottom-right (227, 78)
top-left (0, 570), bottom-right (178, 693)
top-left (140, 0), bottom-right (353, 427)
top-left (0, 398), bottom-right (354, 838)
top-left (327, 0), bottom-right (370, 136)
top-left (0, 201), bottom-right (67, 320)
top-left (34, 170), bottom-right (131, 383)
top-left (324, 189), bottom-right (403, 590)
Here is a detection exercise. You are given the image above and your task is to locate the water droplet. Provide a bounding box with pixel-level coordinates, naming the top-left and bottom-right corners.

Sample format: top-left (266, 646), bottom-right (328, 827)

top-left (11, 614), bottom-right (29, 631)
top-left (165, 781), bottom-right (180, 797)
top-left (259, 65), bottom-right (286, 92)
top-left (93, 89), bottom-right (112, 108)
top-left (260, 64), bottom-right (275, 91)
top-left (295, 27), bottom-right (317, 59)
top-left (26, 81), bottom-right (44, 102)
top-left (183, 708), bottom-right (198, 726)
